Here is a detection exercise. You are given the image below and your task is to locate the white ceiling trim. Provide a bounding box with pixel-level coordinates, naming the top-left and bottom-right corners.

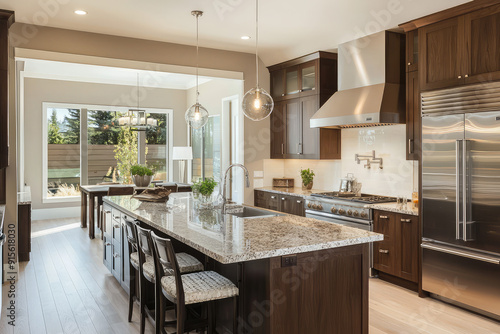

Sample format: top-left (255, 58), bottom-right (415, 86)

top-left (14, 48), bottom-right (244, 81)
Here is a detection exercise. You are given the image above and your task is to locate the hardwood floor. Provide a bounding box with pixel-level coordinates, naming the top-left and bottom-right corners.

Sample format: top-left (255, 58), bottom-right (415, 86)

top-left (1, 218), bottom-right (500, 333)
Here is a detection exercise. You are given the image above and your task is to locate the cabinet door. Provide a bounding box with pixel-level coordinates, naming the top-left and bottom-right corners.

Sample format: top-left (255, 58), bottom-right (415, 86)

top-left (254, 190), bottom-right (266, 208)
top-left (288, 196), bottom-right (305, 216)
top-left (285, 66), bottom-right (300, 97)
top-left (406, 71), bottom-right (421, 161)
top-left (284, 99), bottom-right (302, 158)
top-left (406, 30), bottom-right (419, 72)
top-left (111, 243), bottom-right (121, 282)
top-left (271, 69), bottom-right (285, 101)
top-left (270, 101), bottom-right (285, 159)
top-left (398, 215), bottom-right (419, 283)
top-left (267, 193), bottom-right (280, 212)
top-left (373, 211), bottom-right (397, 276)
top-left (419, 17), bottom-right (465, 91)
top-left (299, 60), bottom-right (318, 97)
top-left (464, 4), bottom-right (500, 84)
top-left (300, 96), bottom-right (320, 159)
top-left (121, 214), bottom-right (131, 294)
top-left (103, 235), bottom-right (112, 272)
top-left (103, 204), bottom-right (112, 237)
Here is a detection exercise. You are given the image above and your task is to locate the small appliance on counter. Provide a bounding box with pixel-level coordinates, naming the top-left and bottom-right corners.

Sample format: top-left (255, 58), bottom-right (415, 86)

top-left (338, 173), bottom-right (361, 196)
top-left (272, 178), bottom-right (294, 188)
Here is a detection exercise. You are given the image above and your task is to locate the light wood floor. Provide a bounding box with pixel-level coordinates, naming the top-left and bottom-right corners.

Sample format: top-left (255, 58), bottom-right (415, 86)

top-left (1, 218), bottom-right (500, 333)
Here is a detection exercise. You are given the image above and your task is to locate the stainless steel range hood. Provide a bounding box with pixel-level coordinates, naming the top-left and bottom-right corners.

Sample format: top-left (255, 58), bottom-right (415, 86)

top-left (310, 31), bottom-right (406, 128)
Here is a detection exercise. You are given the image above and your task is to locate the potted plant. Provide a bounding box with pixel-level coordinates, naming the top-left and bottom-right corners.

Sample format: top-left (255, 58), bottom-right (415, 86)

top-left (300, 168), bottom-right (315, 190)
top-left (130, 164), bottom-right (154, 187)
top-left (192, 178), bottom-right (218, 206)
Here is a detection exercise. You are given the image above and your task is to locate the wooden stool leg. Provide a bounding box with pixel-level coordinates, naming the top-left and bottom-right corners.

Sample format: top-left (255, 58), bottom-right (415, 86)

top-left (128, 263), bottom-right (135, 322)
top-left (207, 301), bottom-right (214, 334)
top-left (140, 278), bottom-right (146, 334)
top-left (233, 296), bottom-right (238, 334)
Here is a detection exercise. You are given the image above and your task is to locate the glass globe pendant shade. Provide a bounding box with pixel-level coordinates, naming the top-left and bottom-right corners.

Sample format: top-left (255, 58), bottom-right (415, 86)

top-left (242, 87), bottom-right (274, 121)
top-left (185, 102), bottom-right (209, 129)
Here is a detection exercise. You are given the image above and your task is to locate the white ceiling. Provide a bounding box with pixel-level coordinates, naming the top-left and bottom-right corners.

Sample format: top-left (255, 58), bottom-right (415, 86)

top-left (2, 0), bottom-right (471, 66)
top-left (20, 59), bottom-right (213, 89)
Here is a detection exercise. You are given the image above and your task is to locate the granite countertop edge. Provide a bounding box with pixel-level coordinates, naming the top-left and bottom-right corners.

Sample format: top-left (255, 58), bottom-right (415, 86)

top-left (103, 197), bottom-right (383, 264)
top-left (367, 203), bottom-right (419, 216)
top-left (254, 186), bottom-right (330, 198)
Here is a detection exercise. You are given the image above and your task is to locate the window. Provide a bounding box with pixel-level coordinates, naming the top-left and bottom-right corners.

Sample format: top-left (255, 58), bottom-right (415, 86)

top-left (191, 115), bottom-right (222, 183)
top-left (43, 103), bottom-right (173, 202)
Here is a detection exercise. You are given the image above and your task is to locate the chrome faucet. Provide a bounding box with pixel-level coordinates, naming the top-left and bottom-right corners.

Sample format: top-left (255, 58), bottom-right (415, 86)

top-left (222, 164), bottom-right (250, 213)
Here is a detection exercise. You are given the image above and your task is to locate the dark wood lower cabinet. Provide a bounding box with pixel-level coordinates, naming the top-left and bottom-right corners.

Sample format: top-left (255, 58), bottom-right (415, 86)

top-left (254, 190), bottom-right (305, 216)
top-left (373, 210), bottom-right (419, 286)
top-left (18, 203), bottom-right (32, 262)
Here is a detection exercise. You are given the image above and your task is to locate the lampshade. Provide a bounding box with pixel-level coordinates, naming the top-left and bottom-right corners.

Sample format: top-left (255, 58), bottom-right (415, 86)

top-left (242, 87), bottom-right (274, 121)
top-left (172, 146), bottom-right (193, 160)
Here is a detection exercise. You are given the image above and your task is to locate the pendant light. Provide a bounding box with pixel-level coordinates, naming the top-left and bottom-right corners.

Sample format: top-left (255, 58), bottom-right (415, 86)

top-left (242, 0), bottom-right (274, 121)
top-left (118, 73), bottom-right (157, 130)
top-left (185, 10), bottom-right (209, 129)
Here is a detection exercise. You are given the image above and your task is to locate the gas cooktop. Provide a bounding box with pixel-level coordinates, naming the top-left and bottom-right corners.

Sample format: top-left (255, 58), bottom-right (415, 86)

top-left (311, 192), bottom-right (397, 204)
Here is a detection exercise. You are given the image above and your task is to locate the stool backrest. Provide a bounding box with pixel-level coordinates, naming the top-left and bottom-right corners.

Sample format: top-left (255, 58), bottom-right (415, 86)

top-left (150, 231), bottom-right (185, 305)
top-left (107, 186), bottom-right (135, 196)
top-left (123, 218), bottom-right (138, 249)
top-left (135, 225), bottom-right (153, 266)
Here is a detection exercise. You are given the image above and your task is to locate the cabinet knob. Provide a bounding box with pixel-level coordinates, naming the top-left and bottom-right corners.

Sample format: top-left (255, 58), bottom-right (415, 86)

top-left (299, 89), bottom-right (303, 92)
top-left (281, 94), bottom-right (285, 97)
top-left (401, 219), bottom-right (412, 223)
top-left (379, 249), bottom-right (389, 254)
top-left (104, 210), bottom-right (111, 214)
top-left (282, 197), bottom-right (286, 201)
top-left (270, 195), bottom-right (276, 199)
top-left (297, 200), bottom-right (302, 204)
top-left (408, 62), bottom-right (411, 66)
top-left (105, 242), bottom-right (111, 246)
top-left (113, 223), bottom-right (120, 229)
top-left (379, 215), bottom-right (389, 219)
top-left (465, 74), bottom-right (469, 78)
top-left (458, 75), bottom-right (462, 79)
top-left (113, 253), bottom-right (120, 258)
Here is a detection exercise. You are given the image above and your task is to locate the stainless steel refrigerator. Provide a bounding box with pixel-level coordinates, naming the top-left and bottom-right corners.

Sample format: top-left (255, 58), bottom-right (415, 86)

top-left (421, 83), bottom-right (500, 320)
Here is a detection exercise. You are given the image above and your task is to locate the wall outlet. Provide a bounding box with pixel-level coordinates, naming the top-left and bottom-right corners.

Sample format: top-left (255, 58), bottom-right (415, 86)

top-left (254, 170), bottom-right (264, 178)
top-left (281, 254), bottom-right (297, 267)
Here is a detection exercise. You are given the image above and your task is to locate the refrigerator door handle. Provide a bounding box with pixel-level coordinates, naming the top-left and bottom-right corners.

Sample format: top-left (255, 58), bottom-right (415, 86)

top-left (463, 140), bottom-right (469, 241)
top-left (422, 242), bottom-right (500, 265)
top-left (456, 140), bottom-right (462, 240)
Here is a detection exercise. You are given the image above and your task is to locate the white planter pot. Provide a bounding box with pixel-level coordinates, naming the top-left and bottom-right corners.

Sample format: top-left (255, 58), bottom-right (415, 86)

top-left (132, 175), bottom-right (153, 187)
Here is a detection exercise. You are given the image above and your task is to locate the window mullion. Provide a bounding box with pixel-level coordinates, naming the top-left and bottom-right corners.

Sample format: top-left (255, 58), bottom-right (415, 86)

top-left (80, 108), bottom-right (88, 186)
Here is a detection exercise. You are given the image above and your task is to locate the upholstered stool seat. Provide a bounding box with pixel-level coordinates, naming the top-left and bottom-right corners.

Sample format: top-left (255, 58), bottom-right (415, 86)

top-left (141, 252), bottom-right (203, 280)
top-left (161, 271), bottom-right (238, 305)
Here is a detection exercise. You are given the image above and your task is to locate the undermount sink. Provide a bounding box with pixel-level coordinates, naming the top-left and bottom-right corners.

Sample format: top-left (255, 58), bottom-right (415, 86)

top-left (228, 206), bottom-right (284, 219)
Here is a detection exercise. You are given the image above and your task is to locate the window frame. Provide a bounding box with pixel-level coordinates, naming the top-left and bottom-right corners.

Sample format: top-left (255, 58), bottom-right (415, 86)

top-left (42, 102), bottom-right (173, 203)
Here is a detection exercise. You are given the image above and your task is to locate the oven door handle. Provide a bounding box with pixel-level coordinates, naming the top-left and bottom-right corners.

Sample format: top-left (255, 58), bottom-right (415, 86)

top-left (305, 210), bottom-right (372, 225)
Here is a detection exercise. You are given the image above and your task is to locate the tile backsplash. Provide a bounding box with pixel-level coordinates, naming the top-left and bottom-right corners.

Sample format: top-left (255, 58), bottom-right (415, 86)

top-left (263, 125), bottom-right (418, 198)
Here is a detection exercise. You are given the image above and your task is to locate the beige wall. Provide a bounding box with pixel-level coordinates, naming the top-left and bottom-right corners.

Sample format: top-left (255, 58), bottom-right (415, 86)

top-left (24, 77), bottom-right (188, 210)
top-left (12, 23), bottom-right (271, 204)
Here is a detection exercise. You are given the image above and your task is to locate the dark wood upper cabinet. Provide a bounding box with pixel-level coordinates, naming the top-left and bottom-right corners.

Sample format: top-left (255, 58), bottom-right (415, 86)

top-left (406, 30), bottom-right (419, 72)
top-left (419, 17), bottom-right (464, 91)
top-left (270, 101), bottom-right (285, 159)
top-left (268, 52), bottom-right (340, 160)
top-left (417, 2), bottom-right (500, 91)
top-left (406, 70), bottom-right (420, 161)
top-left (0, 10), bottom-right (14, 169)
top-left (464, 3), bottom-right (500, 84)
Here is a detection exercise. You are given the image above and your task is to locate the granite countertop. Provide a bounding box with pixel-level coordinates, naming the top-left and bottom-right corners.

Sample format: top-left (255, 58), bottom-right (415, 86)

top-left (104, 193), bottom-right (383, 264)
top-left (17, 186), bottom-right (32, 205)
top-left (255, 186), bottom-right (331, 198)
top-left (368, 202), bottom-right (419, 216)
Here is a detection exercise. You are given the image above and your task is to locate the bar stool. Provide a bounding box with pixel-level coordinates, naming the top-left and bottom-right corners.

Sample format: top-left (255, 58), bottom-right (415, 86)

top-left (150, 231), bottom-right (239, 334)
top-left (123, 218), bottom-right (140, 323)
top-left (135, 225), bottom-right (204, 334)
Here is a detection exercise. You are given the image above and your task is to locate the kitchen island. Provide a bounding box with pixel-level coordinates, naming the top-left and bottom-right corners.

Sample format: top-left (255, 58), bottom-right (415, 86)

top-left (103, 193), bottom-right (382, 334)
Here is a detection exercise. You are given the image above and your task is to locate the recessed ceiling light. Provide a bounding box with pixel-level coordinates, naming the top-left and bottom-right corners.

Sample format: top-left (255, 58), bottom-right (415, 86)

top-left (74, 10), bottom-right (87, 15)
top-left (241, 36), bottom-right (251, 40)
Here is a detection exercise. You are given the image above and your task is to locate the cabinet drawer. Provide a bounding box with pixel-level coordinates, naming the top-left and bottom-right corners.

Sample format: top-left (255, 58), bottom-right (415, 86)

top-left (111, 243), bottom-right (121, 282)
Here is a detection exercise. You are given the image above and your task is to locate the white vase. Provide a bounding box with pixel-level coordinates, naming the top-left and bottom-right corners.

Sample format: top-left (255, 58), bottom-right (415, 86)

top-left (132, 175), bottom-right (152, 187)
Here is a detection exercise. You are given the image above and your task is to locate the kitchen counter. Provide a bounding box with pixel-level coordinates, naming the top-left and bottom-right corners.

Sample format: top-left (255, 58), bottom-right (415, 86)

top-left (368, 202), bottom-right (419, 216)
top-left (255, 186), bottom-right (330, 198)
top-left (104, 193), bottom-right (382, 264)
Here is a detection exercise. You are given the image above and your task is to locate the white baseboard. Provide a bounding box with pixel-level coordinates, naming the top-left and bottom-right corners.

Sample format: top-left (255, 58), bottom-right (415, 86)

top-left (32, 207), bottom-right (80, 220)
